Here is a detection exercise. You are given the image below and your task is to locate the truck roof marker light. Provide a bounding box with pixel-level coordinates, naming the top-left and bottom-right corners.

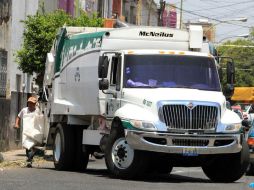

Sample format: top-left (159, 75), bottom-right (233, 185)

top-left (168, 51), bottom-right (175, 54)
top-left (128, 51), bottom-right (134, 54)
top-left (179, 52), bottom-right (185, 55)
top-left (159, 51), bottom-right (165, 54)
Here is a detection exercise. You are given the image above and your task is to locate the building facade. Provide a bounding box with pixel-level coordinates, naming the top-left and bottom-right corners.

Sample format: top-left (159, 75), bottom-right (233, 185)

top-left (112, 0), bottom-right (158, 26)
top-left (139, 0), bottom-right (158, 26)
top-left (0, 0), bottom-right (159, 151)
top-left (162, 4), bottom-right (179, 28)
top-left (0, 0), bottom-right (39, 151)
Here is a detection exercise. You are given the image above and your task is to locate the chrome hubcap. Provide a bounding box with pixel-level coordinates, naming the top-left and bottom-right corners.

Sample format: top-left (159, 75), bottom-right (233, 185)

top-left (111, 138), bottom-right (134, 169)
top-left (54, 132), bottom-right (61, 162)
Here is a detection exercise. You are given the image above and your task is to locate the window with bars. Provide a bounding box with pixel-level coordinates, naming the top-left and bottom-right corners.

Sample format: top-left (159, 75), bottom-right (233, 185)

top-left (0, 50), bottom-right (7, 98)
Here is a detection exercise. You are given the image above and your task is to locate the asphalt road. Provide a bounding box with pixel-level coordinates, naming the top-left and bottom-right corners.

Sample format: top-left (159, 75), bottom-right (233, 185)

top-left (0, 158), bottom-right (254, 190)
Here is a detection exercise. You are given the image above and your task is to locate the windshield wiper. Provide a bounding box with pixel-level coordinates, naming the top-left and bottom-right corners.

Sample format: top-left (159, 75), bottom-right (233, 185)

top-left (174, 85), bottom-right (193, 89)
top-left (129, 86), bottom-right (158, 88)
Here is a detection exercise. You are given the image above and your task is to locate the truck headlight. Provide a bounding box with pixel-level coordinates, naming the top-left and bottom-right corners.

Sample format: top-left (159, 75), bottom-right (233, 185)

top-left (225, 123), bottom-right (242, 131)
top-left (130, 120), bottom-right (156, 130)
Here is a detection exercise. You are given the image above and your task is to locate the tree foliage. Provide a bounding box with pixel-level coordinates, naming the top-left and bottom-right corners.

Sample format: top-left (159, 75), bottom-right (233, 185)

top-left (217, 33), bottom-right (254, 88)
top-left (16, 10), bottom-right (103, 75)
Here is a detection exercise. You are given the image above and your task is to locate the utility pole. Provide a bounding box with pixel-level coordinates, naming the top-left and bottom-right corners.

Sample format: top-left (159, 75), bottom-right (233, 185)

top-left (180, 0), bottom-right (183, 29)
top-left (147, 0), bottom-right (152, 26)
top-left (136, 0), bottom-right (142, 25)
top-left (158, 0), bottom-right (165, 26)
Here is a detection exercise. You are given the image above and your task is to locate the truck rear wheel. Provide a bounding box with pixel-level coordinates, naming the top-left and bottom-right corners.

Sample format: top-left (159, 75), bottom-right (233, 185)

top-left (74, 126), bottom-right (89, 171)
top-left (202, 140), bottom-right (249, 182)
top-left (53, 124), bottom-right (89, 171)
top-left (105, 120), bottom-right (148, 179)
top-left (53, 123), bottom-right (73, 170)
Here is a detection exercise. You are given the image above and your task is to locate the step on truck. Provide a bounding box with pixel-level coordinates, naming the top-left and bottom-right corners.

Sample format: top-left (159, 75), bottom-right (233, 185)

top-left (39, 25), bottom-right (249, 182)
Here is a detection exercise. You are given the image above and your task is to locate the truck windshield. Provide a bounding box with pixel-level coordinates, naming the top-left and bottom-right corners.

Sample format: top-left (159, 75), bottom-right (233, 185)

top-left (123, 54), bottom-right (221, 91)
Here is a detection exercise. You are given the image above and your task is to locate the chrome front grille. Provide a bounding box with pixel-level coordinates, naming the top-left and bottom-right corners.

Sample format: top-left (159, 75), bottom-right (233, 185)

top-left (172, 139), bottom-right (209, 146)
top-left (160, 104), bottom-right (218, 130)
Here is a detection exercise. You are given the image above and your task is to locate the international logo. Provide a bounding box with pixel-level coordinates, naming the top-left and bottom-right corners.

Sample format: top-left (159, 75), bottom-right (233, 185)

top-left (187, 102), bottom-right (194, 110)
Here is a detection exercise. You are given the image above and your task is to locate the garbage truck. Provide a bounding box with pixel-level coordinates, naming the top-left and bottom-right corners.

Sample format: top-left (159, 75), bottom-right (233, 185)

top-left (38, 25), bottom-right (249, 182)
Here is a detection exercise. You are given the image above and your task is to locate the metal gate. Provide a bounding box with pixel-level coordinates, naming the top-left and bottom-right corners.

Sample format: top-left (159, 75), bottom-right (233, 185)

top-left (0, 50), bottom-right (7, 98)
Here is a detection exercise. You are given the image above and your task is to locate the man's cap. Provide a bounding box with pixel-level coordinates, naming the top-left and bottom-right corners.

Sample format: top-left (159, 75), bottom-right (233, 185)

top-left (27, 96), bottom-right (37, 103)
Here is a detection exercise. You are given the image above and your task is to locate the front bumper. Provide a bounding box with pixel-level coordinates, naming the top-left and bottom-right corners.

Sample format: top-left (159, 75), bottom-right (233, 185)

top-left (125, 130), bottom-right (242, 155)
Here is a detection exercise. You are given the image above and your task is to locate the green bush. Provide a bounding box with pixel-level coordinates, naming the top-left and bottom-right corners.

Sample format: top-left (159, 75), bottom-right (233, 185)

top-left (16, 10), bottom-right (103, 77)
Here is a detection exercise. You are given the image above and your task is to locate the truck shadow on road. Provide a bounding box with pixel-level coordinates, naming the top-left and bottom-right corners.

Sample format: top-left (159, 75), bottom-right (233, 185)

top-left (35, 158), bottom-right (243, 184)
top-left (83, 168), bottom-right (211, 183)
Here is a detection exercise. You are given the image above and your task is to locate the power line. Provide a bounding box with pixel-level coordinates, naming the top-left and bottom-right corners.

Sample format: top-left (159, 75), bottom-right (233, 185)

top-left (187, 0), bottom-right (254, 12)
top-left (178, 8), bottom-right (252, 29)
top-left (211, 5), bottom-right (254, 20)
top-left (216, 25), bottom-right (250, 38)
top-left (170, 0), bottom-right (253, 30)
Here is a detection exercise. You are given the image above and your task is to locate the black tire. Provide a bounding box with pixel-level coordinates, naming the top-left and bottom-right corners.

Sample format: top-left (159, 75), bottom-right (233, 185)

top-left (246, 163), bottom-right (254, 175)
top-left (53, 124), bottom-right (89, 171)
top-left (202, 140), bottom-right (249, 182)
top-left (73, 126), bottom-right (89, 171)
top-left (53, 123), bottom-right (74, 170)
top-left (149, 154), bottom-right (173, 175)
top-left (104, 119), bottom-right (149, 179)
top-left (154, 161), bottom-right (173, 175)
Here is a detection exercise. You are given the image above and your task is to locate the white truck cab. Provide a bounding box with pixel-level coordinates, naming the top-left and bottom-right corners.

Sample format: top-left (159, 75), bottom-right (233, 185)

top-left (40, 25), bottom-right (249, 182)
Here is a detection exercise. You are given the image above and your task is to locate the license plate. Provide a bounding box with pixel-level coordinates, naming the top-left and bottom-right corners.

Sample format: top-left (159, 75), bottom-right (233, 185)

top-left (182, 147), bottom-right (198, 156)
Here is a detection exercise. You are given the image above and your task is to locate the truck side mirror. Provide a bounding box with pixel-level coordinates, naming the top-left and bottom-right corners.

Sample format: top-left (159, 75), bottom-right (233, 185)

top-left (224, 84), bottom-right (234, 99)
top-left (98, 56), bottom-right (109, 78)
top-left (226, 61), bottom-right (235, 84)
top-left (218, 67), bottom-right (223, 82)
top-left (99, 79), bottom-right (109, 90)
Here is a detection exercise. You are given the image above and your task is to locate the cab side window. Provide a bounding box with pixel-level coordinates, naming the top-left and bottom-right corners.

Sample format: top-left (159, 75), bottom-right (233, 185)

top-left (110, 57), bottom-right (118, 85)
top-left (110, 56), bottom-right (121, 91)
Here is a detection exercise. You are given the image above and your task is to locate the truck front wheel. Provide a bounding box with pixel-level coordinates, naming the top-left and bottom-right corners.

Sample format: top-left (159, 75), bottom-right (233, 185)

top-left (202, 140), bottom-right (249, 182)
top-left (105, 121), bottom-right (148, 179)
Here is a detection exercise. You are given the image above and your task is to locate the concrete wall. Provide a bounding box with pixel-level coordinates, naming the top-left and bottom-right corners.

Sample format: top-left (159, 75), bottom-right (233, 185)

top-left (0, 98), bottom-right (10, 151)
top-left (8, 92), bottom-right (28, 150)
top-left (8, 0), bottom-right (38, 97)
top-left (0, 0), bottom-right (39, 151)
top-left (39, 0), bottom-right (58, 13)
top-left (141, 0), bottom-right (158, 26)
top-left (121, 0), bottom-right (136, 24)
top-left (0, 0), bottom-right (11, 51)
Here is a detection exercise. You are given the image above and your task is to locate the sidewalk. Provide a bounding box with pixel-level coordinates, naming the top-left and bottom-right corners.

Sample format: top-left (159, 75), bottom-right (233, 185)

top-left (0, 148), bottom-right (53, 163)
top-left (1, 149), bottom-right (27, 162)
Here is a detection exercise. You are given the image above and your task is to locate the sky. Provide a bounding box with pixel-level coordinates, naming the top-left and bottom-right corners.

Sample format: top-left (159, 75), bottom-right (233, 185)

top-left (154, 0), bottom-right (254, 42)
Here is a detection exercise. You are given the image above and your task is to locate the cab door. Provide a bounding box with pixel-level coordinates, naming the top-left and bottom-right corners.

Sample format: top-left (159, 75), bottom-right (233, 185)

top-left (105, 55), bottom-right (122, 119)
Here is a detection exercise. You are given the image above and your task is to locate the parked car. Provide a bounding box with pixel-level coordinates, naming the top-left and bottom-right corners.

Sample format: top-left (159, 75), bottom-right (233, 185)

top-left (232, 103), bottom-right (254, 124)
top-left (246, 122), bottom-right (254, 175)
top-left (231, 105), bottom-right (244, 120)
top-left (243, 104), bottom-right (254, 124)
